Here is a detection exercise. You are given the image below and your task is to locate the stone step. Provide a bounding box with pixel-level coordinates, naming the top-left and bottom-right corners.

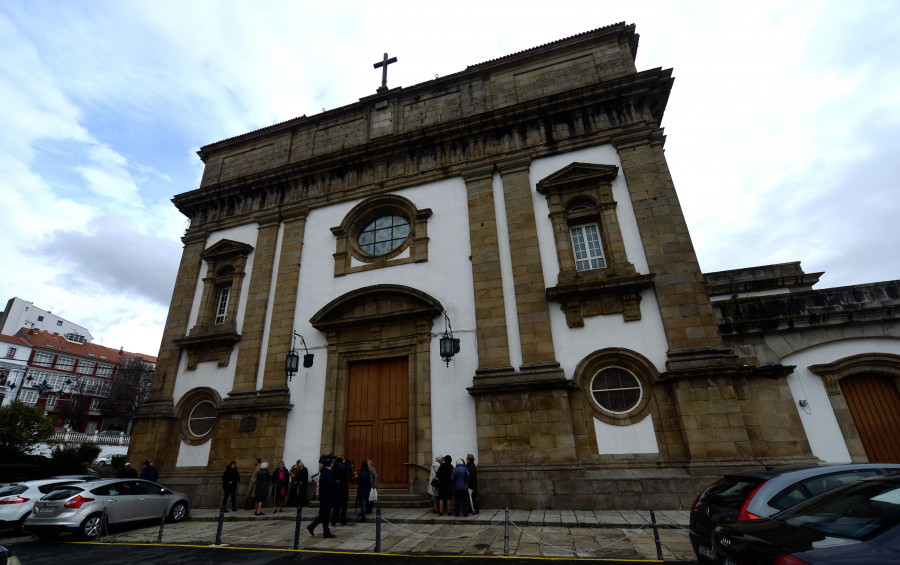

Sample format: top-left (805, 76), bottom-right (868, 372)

top-left (309, 488), bottom-right (432, 508)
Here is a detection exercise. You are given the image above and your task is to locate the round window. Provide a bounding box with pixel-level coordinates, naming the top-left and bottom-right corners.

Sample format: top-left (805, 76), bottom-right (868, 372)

top-left (590, 367), bottom-right (642, 414)
top-left (188, 400), bottom-right (217, 437)
top-left (357, 215), bottom-right (410, 256)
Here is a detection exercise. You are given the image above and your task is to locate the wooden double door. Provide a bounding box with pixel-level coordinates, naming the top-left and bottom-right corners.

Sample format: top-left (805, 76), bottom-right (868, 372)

top-left (345, 357), bottom-right (409, 487)
top-left (841, 374), bottom-right (900, 463)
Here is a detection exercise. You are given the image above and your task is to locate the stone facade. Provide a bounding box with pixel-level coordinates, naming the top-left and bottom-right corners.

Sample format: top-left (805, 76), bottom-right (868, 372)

top-left (130, 24), bottom-right (900, 509)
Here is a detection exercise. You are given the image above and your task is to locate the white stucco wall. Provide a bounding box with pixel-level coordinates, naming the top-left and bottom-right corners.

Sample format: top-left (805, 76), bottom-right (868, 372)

top-left (593, 414), bottom-right (659, 454)
top-left (781, 337), bottom-right (900, 462)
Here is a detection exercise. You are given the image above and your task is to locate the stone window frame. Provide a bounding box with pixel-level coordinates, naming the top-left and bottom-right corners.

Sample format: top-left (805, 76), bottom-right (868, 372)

top-left (569, 219), bottom-right (607, 271)
top-left (574, 347), bottom-right (658, 426)
top-left (174, 239), bottom-right (252, 370)
top-left (175, 387), bottom-right (222, 446)
top-left (331, 194), bottom-right (432, 276)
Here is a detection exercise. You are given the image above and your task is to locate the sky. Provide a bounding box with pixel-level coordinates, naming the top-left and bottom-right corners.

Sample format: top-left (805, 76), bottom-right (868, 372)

top-left (1, 0), bottom-right (899, 356)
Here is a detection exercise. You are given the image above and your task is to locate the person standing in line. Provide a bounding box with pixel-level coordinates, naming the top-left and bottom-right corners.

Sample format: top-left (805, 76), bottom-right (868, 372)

top-left (140, 460), bottom-right (159, 482)
top-left (451, 458), bottom-right (471, 517)
top-left (436, 455), bottom-right (454, 516)
top-left (355, 460), bottom-right (371, 522)
top-left (117, 462), bottom-right (138, 478)
top-left (366, 459), bottom-right (378, 515)
top-left (288, 459), bottom-right (308, 507)
top-left (307, 457), bottom-right (336, 538)
top-left (253, 462), bottom-right (272, 516)
top-left (430, 456), bottom-right (441, 514)
top-left (221, 460), bottom-right (240, 512)
top-left (331, 457), bottom-right (354, 526)
top-left (271, 461), bottom-right (290, 513)
top-left (245, 457), bottom-right (261, 510)
top-left (466, 453), bottom-right (479, 514)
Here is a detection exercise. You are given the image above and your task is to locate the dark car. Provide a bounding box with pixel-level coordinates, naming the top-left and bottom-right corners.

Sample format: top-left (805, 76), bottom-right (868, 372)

top-left (713, 473), bottom-right (900, 565)
top-left (689, 463), bottom-right (900, 563)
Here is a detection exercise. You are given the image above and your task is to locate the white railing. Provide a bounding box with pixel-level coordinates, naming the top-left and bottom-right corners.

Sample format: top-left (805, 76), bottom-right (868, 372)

top-left (51, 431), bottom-right (130, 445)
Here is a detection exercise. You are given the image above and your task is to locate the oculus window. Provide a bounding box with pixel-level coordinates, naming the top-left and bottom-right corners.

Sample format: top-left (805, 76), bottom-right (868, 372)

top-left (358, 215), bottom-right (411, 256)
top-left (574, 348), bottom-right (658, 426)
top-left (590, 367), bottom-right (641, 414)
top-left (176, 388), bottom-right (221, 445)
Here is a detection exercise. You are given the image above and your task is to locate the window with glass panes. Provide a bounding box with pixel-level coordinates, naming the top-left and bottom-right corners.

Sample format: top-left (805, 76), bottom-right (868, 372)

top-left (55, 355), bottom-right (75, 371)
top-left (45, 395), bottom-right (57, 408)
top-left (76, 360), bottom-right (96, 375)
top-left (358, 215), bottom-right (410, 256)
top-left (19, 390), bottom-right (38, 405)
top-left (33, 351), bottom-right (54, 366)
top-left (570, 223), bottom-right (606, 271)
top-left (215, 287), bottom-right (231, 325)
top-left (96, 364), bottom-right (113, 377)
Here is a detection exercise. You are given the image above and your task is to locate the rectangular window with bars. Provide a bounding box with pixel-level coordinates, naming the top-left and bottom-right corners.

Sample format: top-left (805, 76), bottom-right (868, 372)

top-left (570, 223), bottom-right (606, 271)
top-left (215, 287), bottom-right (231, 325)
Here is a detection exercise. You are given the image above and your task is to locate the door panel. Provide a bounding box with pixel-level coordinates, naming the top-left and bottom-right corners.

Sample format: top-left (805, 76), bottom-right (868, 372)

top-left (841, 374), bottom-right (900, 463)
top-left (346, 358), bottom-right (409, 487)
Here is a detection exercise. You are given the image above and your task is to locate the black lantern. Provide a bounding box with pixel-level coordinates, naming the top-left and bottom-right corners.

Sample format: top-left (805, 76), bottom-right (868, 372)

top-left (285, 331), bottom-right (313, 381)
top-left (439, 313), bottom-right (461, 367)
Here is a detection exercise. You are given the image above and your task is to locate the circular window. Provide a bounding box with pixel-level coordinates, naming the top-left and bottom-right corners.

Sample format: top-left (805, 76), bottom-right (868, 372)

top-left (188, 400), bottom-right (217, 437)
top-left (590, 367), bottom-right (642, 414)
top-left (357, 215), bottom-right (410, 256)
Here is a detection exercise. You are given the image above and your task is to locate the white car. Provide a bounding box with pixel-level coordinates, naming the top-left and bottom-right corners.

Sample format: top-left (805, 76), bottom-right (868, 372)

top-left (94, 454), bottom-right (115, 466)
top-left (0, 478), bottom-right (86, 534)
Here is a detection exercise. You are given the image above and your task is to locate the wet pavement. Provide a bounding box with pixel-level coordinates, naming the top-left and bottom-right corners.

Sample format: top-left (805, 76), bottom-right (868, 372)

top-left (97, 506), bottom-right (697, 562)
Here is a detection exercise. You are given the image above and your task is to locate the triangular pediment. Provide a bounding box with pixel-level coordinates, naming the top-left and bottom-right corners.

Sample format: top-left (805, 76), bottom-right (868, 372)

top-left (536, 162), bottom-right (619, 194)
top-left (201, 239), bottom-right (254, 261)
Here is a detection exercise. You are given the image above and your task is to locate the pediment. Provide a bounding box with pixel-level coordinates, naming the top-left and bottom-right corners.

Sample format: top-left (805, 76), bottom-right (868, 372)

top-left (310, 284), bottom-right (444, 331)
top-left (536, 162), bottom-right (619, 195)
top-left (201, 239), bottom-right (254, 261)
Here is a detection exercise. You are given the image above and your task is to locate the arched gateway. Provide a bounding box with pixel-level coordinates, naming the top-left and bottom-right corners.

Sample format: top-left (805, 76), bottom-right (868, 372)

top-left (310, 284), bottom-right (443, 490)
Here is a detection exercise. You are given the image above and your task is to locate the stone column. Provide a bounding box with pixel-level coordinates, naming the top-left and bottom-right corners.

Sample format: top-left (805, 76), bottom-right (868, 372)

top-left (462, 164), bottom-right (514, 376)
top-left (231, 213), bottom-right (281, 392)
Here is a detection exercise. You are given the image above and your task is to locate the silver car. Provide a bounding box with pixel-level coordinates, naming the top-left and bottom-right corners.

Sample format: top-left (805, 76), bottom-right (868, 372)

top-left (0, 478), bottom-right (86, 534)
top-left (26, 478), bottom-right (190, 540)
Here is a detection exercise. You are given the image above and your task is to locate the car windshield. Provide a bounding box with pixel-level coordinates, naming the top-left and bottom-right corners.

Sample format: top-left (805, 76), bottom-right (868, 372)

top-left (42, 486), bottom-right (85, 501)
top-left (778, 480), bottom-right (900, 540)
top-left (701, 477), bottom-right (764, 508)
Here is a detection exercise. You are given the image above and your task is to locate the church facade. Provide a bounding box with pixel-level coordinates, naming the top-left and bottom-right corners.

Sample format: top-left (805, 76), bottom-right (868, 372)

top-left (129, 23), bottom-right (900, 509)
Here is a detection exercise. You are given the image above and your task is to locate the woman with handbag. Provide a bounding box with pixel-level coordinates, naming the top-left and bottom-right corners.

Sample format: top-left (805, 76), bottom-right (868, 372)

top-left (356, 460), bottom-right (371, 522)
top-left (429, 455), bottom-right (441, 514)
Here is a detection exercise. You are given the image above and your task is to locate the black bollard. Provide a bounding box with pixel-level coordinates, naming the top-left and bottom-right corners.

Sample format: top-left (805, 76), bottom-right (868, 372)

top-left (215, 506), bottom-right (225, 546)
top-left (504, 506), bottom-right (509, 556)
top-left (157, 505), bottom-right (167, 543)
top-left (649, 508), bottom-right (663, 561)
top-left (293, 505), bottom-right (303, 549)
top-left (97, 506), bottom-right (108, 542)
top-left (374, 508), bottom-right (382, 553)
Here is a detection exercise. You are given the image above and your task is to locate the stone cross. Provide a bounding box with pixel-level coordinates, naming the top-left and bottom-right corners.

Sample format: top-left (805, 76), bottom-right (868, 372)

top-left (373, 52), bottom-right (397, 92)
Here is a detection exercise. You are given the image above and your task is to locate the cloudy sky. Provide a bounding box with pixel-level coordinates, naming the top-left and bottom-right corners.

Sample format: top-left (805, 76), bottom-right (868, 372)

top-left (1, 0), bottom-right (898, 355)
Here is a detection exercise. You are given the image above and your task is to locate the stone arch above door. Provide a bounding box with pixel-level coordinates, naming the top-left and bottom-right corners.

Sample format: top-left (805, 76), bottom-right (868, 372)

top-left (310, 284), bottom-right (444, 490)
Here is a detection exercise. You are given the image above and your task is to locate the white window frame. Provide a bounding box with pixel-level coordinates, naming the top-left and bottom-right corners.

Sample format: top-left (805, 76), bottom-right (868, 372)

top-left (45, 395), bottom-right (58, 408)
top-left (6, 347), bottom-right (15, 359)
top-left (89, 397), bottom-right (102, 414)
top-left (570, 223), bottom-right (606, 271)
top-left (76, 360), bottom-right (96, 375)
top-left (214, 287), bottom-right (231, 325)
top-left (33, 351), bottom-right (54, 367)
top-left (19, 390), bottom-right (38, 405)
top-left (55, 355), bottom-right (76, 371)
top-left (96, 364), bottom-right (113, 377)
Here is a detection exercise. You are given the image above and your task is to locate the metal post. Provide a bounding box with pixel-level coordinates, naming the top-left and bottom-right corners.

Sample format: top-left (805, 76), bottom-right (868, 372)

top-left (374, 508), bottom-right (382, 553)
top-left (649, 508), bottom-right (663, 561)
top-left (293, 505), bottom-right (303, 549)
top-left (97, 506), bottom-right (108, 542)
top-left (504, 506), bottom-right (510, 556)
top-left (215, 506), bottom-right (225, 546)
top-left (157, 505), bottom-right (167, 543)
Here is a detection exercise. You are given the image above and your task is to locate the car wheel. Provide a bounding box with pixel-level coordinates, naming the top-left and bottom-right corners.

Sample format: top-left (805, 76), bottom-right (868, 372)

top-left (168, 501), bottom-right (188, 523)
top-left (79, 513), bottom-right (105, 539)
top-left (98, 461), bottom-right (106, 466)
top-left (35, 530), bottom-right (60, 541)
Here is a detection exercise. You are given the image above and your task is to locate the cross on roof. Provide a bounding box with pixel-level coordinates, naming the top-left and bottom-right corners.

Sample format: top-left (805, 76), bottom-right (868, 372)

top-left (373, 52), bottom-right (397, 92)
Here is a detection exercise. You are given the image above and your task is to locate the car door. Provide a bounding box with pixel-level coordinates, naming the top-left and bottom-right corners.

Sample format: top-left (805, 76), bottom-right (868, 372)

top-left (131, 480), bottom-right (168, 521)
top-left (91, 481), bottom-right (137, 524)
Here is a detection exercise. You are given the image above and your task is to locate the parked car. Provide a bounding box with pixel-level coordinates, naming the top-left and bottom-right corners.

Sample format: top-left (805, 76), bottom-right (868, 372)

top-left (713, 473), bottom-right (900, 564)
top-left (96, 430), bottom-right (124, 437)
top-left (0, 543), bottom-right (22, 565)
top-left (689, 463), bottom-right (900, 563)
top-left (94, 454), bottom-right (114, 466)
top-left (26, 478), bottom-right (190, 540)
top-left (0, 478), bottom-right (86, 534)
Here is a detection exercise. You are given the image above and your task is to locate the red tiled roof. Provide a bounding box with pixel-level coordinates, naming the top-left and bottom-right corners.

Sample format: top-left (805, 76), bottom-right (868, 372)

top-left (16, 328), bottom-right (157, 364)
top-left (0, 334), bottom-right (31, 347)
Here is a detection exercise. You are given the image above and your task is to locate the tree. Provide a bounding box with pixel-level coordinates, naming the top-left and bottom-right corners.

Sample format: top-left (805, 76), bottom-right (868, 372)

top-left (102, 356), bottom-right (154, 428)
top-left (0, 401), bottom-right (56, 459)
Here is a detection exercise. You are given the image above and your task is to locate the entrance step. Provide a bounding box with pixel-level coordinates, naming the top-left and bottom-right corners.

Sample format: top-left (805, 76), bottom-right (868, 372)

top-left (309, 488), bottom-right (431, 509)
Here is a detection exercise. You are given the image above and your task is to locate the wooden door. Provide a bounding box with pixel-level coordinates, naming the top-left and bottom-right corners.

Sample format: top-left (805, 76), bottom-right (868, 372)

top-left (345, 358), bottom-right (409, 487)
top-left (841, 374), bottom-right (900, 463)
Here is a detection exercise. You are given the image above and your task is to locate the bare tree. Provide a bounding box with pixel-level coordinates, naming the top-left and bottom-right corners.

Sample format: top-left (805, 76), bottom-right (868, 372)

top-left (101, 356), bottom-right (154, 429)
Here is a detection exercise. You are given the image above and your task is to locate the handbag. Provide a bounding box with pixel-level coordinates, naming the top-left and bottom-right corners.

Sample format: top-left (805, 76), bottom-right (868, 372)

top-left (369, 487), bottom-right (378, 502)
top-left (430, 478), bottom-right (440, 488)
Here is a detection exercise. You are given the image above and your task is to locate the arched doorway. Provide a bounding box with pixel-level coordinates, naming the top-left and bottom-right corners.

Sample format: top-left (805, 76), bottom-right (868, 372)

top-left (840, 374), bottom-right (900, 463)
top-left (310, 284), bottom-right (443, 491)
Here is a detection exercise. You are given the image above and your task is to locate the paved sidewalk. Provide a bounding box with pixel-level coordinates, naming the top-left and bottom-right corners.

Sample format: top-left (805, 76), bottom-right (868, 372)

top-left (102, 506), bottom-right (697, 562)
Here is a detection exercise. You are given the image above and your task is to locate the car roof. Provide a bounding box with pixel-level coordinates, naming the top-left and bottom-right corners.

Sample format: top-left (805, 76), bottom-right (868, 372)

top-left (726, 462), bottom-right (900, 481)
top-left (6, 478), bottom-right (86, 487)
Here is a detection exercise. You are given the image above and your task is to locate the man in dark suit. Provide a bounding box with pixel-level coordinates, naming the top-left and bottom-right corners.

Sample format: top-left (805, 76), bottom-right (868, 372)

top-left (307, 457), bottom-right (336, 538)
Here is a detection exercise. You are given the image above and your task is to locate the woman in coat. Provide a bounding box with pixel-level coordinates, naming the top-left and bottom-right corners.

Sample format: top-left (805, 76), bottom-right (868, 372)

top-left (288, 459), bottom-right (308, 507)
top-left (355, 460), bottom-right (371, 522)
top-left (430, 456), bottom-right (441, 514)
top-left (253, 462), bottom-right (271, 516)
top-left (271, 461), bottom-right (290, 513)
top-left (436, 455), bottom-right (454, 516)
top-left (451, 458), bottom-right (471, 517)
top-left (366, 459), bottom-right (378, 514)
top-left (221, 460), bottom-right (240, 512)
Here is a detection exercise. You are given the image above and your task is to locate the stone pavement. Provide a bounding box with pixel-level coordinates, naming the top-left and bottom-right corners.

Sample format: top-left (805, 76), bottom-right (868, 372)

top-left (101, 506), bottom-right (697, 562)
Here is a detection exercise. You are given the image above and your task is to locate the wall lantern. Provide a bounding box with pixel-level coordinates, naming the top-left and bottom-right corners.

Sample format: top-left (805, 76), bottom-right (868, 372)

top-left (285, 331), bottom-right (314, 381)
top-left (439, 313), bottom-right (460, 367)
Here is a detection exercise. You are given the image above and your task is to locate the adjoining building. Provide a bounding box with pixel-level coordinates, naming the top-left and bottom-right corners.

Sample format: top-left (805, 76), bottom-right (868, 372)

top-left (0, 297), bottom-right (93, 343)
top-left (128, 23), bottom-right (900, 509)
